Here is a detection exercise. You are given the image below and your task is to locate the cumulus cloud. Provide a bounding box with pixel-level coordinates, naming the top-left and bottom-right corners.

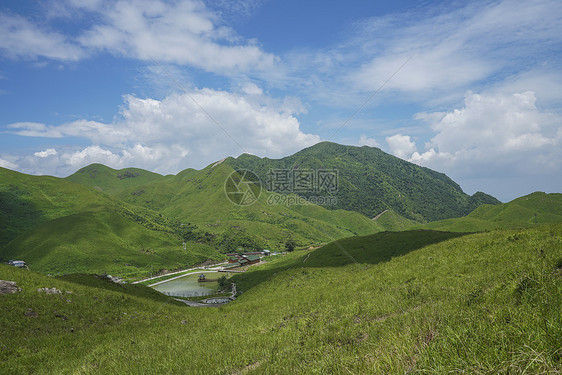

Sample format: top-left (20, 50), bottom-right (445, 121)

top-left (393, 91), bottom-right (562, 199)
top-left (0, 158), bottom-right (18, 170)
top-left (358, 135), bottom-right (379, 147)
top-left (5, 88), bottom-right (320, 176)
top-left (385, 134), bottom-right (417, 159)
top-left (34, 148), bottom-right (58, 158)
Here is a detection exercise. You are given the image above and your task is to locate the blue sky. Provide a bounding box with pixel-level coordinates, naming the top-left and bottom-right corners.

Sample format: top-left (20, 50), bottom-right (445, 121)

top-left (1, 0), bottom-right (561, 202)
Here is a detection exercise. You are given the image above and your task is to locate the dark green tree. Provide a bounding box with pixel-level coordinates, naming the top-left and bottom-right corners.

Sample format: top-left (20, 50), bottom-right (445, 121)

top-left (285, 237), bottom-right (296, 252)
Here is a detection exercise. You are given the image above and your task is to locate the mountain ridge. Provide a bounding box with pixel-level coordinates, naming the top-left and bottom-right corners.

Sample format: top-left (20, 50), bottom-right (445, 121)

top-left (227, 141), bottom-right (500, 221)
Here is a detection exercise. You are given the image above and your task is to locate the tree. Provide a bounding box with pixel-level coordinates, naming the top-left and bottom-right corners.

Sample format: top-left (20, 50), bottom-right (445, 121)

top-left (285, 237), bottom-right (296, 252)
top-left (218, 276), bottom-right (230, 291)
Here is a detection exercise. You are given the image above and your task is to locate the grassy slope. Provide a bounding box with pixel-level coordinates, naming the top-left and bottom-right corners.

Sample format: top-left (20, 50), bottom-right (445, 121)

top-left (228, 142), bottom-right (500, 221)
top-left (0, 167), bottom-right (117, 245)
top-left (2, 224), bottom-right (560, 374)
top-left (107, 162), bottom-right (409, 249)
top-left (0, 168), bottom-right (219, 278)
top-left (2, 210), bottom-right (218, 278)
top-left (66, 163), bottom-right (164, 195)
top-left (417, 192), bottom-right (562, 232)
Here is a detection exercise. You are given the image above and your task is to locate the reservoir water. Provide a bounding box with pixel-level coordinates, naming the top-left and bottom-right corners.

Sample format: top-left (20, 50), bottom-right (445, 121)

top-left (152, 272), bottom-right (220, 297)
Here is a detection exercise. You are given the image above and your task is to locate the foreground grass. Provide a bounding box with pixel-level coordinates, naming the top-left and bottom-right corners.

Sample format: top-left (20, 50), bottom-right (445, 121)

top-left (1, 225), bottom-right (560, 374)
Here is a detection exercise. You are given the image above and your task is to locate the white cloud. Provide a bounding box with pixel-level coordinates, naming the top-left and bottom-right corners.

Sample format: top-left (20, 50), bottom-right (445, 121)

top-left (385, 134), bottom-right (417, 160)
top-left (348, 0), bottom-right (562, 96)
top-left (0, 158), bottom-right (18, 170)
top-left (0, 1), bottom-right (278, 76)
top-left (404, 90), bottom-right (562, 199)
top-left (358, 134), bottom-right (379, 147)
top-left (76, 0), bottom-right (278, 74)
top-left (5, 88), bottom-right (320, 176)
top-left (34, 148), bottom-right (58, 158)
top-left (0, 13), bottom-right (84, 61)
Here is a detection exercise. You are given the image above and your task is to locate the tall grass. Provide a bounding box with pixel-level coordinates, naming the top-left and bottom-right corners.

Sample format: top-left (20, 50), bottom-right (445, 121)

top-left (1, 224), bottom-right (560, 374)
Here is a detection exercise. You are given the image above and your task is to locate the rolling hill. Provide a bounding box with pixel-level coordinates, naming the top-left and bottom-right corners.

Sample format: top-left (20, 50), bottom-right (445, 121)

top-left (1, 163), bottom-right (413, 278)
top-left (0, 167), bottom-right (218, 278)
top-left (2, 223), bottom-right (560, 373)
top-left (416, 192), bottom-right (562, 232)
top-left (67, 162), bottom-right (414, 252)
top-left (227, 141), bottom-right (500, 222)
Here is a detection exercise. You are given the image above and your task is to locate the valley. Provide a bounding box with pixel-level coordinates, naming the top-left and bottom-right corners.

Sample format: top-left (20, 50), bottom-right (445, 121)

top-left (1, 143), bottom-right (560, 373)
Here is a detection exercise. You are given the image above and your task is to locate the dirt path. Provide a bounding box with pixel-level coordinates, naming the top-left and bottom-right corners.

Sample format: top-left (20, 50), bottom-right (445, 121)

top-left (372, 209), bottom-right (390, 221)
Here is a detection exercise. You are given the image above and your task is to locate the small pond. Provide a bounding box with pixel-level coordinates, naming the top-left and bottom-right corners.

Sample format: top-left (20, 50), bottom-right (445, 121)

top-left (152, 272), bottom-right (220, 297)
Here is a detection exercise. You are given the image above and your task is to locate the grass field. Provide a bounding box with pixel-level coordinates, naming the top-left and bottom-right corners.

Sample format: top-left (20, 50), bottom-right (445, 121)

top-left (1, 224), bottom-right (560, 374)
top-left (416, 192), bottom-right (562, 232)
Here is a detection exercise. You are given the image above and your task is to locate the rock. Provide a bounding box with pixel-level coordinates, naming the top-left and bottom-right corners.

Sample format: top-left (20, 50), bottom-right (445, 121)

top-left (0, 280), bottom-right (21, 295)
top-left (24, 308), bottom-right (38, 317)
top-left (54, 313), bottom-right (68, 320)
top-left (37, 287), bottom-right (62, 294)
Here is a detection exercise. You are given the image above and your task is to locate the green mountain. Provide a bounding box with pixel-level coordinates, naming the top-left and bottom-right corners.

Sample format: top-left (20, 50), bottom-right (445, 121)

top-left (227, 141), bottom-right (500, 222)
top-left (66, 163), bottom-right (164, 195)
top-left (416, 192), bottom-right (562, 232)
top-left (0, 167), bottom-right (217, 278)
top-left (68, 161), bottom-right (413, 252)
top-left (2, 162), bottom-right (412, 278)
top-left (2, 223), bottom-right (560, 373)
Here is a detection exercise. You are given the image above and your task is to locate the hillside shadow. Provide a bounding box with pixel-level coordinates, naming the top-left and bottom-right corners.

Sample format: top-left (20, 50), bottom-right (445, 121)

top-left (0, 191), bottom-right (44, 248)
top-left (232, 230), bottom-right (470, 292)
top-left (303, 230), bottom-right (469, 268)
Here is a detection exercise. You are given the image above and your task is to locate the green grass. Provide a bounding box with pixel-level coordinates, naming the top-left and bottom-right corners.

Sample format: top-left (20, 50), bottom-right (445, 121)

top-left (66, 163), bottom-right (164, 195)
top-left (417, 192), bottom-right (562, 232)
top-left (0, 167), bottom-right (227, 279)
top-left (228, 141), bottom-right (500, 221)
top-left (79, 161), bottom-right (410, 250)
top-left (2, 209), bottom-right (221, 279)
top-left (1, 223), bottom-right (560, 373)
top-left (56, 273), bottom-right (185, 306)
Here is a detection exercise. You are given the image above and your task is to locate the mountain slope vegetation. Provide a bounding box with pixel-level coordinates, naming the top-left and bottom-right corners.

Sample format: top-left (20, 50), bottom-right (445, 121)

top-left (0, 167), bottom-right (217, 278)
top-left (2, 223), bottom-right (560, 373)
top-left (417, 192), bottom-right (562, 232)
top-left (227, 141), bottom-right (500, 222)
top-left (2, 163), bottom-right (412, 278)
top-left (68, 162), bottom-right (411, 252)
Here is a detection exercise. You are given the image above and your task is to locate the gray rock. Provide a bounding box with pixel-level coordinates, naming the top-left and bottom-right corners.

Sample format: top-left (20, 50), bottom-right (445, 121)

top-left (0, 280), bottom-right (21, 295)
top-left (37, 287), bottom-right (62, 294)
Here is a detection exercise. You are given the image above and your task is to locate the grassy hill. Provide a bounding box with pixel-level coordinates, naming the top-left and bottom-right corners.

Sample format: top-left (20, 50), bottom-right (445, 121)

top-left (2, 223), bottom-right (560, 373)
top-left (227, 141), bottom-right (500, 222)
top-left (75, 162), bottom-right (413, 251)
top-left (0, 167), bottom-right (118, 245)
top-left (0, 167), bottom-right (218, 278)
top-left (66, 163), bottom-right (164, 195)
top-left (2, 163), bottom-right (414, 278)
top-left (416, 192), bottom-right (562, 232)
top-left (2, 209), bottom-right (218, 278)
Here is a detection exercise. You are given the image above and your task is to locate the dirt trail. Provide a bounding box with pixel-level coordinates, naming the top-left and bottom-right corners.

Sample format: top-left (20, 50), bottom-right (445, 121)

top-left (372, 210), bottom-right (390, 221)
